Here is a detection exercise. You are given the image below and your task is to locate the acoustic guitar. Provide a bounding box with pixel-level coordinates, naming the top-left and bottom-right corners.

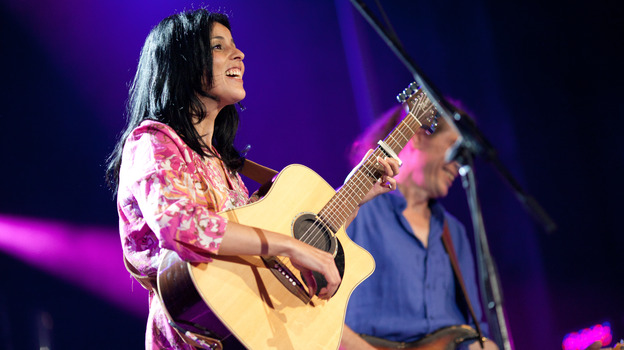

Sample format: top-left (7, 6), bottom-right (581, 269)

top-left (364, 325), bottom-right (481, 350)
top-left (364, 326), bottom-right (623, 350)
top-left (157, 83), bottom-right (438, 350)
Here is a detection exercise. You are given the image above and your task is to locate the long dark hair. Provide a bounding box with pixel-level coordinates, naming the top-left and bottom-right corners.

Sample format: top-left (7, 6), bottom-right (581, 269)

top-left (106, 9), bottom-right (244, 192)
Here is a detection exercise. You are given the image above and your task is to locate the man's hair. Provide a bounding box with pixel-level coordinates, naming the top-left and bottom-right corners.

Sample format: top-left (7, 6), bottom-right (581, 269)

top-left (348, 104), bottom-right (450, 167)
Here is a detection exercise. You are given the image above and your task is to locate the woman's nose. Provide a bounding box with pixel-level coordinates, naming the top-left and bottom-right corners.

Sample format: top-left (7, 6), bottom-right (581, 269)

top-left (233, 47), bottom-right (244, 60)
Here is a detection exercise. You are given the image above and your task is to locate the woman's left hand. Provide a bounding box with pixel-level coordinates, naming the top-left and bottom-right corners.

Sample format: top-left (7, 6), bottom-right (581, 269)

top-left (342, 150), bottom-right (400, 228)
top-left (359, 154), bottom-right (400, 206)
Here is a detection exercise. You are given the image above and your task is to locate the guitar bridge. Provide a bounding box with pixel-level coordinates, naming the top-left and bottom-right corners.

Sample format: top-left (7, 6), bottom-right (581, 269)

top-left (261, 256), bottom-right (311, 304)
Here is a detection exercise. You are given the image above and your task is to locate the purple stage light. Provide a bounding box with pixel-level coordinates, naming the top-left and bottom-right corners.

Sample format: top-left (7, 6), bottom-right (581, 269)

top-left (562, 323), bottom-right (613, 350)
top-left (0, 215), bottom-right (148, 317)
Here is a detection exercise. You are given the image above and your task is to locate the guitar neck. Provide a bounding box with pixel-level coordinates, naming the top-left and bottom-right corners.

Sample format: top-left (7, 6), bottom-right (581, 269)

top-left (319, 95), bottom-right (436, 232)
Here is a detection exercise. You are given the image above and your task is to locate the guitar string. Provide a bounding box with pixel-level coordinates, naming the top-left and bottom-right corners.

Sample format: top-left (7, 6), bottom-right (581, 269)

top-left (328, 102), bottom-right (424, 228)
top-left (299, 96), bottom-right (432, 249)
top-left (299, 149), bottom-right (383, 250)
top-left (289, 168), bottom-right (372, 246)
top-left (274, 159), bottom-right (385, 296)
top-left (297, 148), bottom-right (382, 246)
top-left (316, 92), bottom-right (427, 219)
top-left (272, 95), bottom-right (434, 295)
top-left (277, 94), bottom-right (435, 290)
top-left (278, 107), bottom-right (435, 295)
top-left (301, 98), bottom-right (432, 249)
top-left (298, 156), bottom-right (379, 248)
top-left (300, 96), bottom-right (433, 249)
top-left (318, 98), bottom-right (436, 247)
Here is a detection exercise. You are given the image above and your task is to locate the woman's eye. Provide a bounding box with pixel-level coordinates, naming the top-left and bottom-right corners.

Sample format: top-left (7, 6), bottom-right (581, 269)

top-left (212, 44), bottom-right (222, 50)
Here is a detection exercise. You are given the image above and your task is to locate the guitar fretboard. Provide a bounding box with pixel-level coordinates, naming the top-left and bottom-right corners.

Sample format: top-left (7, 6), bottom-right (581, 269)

top-left (319, 94), bottom-right (436, 232)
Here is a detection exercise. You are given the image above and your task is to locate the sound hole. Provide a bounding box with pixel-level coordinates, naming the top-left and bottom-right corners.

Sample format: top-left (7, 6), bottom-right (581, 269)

top-left (292, 213), bottom-right (336, 254)
top-left (292, 213), bottom-right (344, 296)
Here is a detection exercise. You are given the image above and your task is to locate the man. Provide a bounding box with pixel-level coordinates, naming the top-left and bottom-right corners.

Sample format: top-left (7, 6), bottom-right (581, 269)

top-left (340, 105), bottom-right (498, 350)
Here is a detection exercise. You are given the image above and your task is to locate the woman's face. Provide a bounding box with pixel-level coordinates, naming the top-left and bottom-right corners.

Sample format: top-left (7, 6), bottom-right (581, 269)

top-left (207, 22), bottom-right (245, 106)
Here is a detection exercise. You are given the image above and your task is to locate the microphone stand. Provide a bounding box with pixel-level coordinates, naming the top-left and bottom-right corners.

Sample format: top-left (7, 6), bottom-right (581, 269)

top-left (348, 1), bottom-right (557, 349)
top-left (457, 146), bottom-right (511, 349)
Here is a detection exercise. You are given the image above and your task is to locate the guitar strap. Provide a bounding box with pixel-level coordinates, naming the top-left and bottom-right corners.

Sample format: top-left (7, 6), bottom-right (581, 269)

top-left (123, 256), bottom-right (224, 349)
top-left (441, 222), bottom-right (486, 348)
top-left (240, 158), bottom-right (279, 185)
top-left (122, 158), bottom-right (278, 350)
top-left (122, 255), bottom-right (156, 291)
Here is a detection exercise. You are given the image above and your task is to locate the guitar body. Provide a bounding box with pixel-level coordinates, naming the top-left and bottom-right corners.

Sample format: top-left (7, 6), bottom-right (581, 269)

top-left (368, 325), bottom-right (480, 350)
top-left (158, 164), bottom-right (376, 350)
top-left (363, 325), bottom-right (479, 350)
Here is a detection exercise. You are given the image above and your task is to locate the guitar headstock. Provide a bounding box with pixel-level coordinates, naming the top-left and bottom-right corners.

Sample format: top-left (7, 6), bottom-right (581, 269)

top-left (396, 82), bottom-right (439, 135)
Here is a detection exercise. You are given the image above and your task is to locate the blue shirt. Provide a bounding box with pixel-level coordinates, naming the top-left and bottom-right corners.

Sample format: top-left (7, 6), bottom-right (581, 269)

top-left (345, 191), bottom-right (487, 342)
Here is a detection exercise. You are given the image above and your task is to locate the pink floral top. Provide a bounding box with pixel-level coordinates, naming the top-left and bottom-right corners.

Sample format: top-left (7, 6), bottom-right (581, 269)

top-left (117, 120), bottom-right (250, 349)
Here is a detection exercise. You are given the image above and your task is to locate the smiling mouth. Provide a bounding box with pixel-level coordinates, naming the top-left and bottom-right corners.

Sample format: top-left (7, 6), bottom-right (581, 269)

top-left (443, 169), bottom-right (456, 183)
top-left (225, 68), bottom-right (242, 79)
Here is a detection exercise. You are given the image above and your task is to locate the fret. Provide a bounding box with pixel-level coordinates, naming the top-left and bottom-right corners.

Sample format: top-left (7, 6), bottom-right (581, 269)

top-left (318, 85), bottom-right (437, 234)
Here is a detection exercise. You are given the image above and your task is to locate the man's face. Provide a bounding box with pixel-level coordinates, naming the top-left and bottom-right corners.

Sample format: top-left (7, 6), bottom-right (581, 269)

top-left (399, 126), bottom-right (460, 198)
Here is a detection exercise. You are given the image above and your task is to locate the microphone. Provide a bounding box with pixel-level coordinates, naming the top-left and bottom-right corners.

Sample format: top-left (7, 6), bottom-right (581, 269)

top-left (444, 109), bottom-right (494, 166)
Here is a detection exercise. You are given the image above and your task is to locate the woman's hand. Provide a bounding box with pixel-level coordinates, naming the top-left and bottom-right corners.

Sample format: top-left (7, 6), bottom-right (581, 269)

top-left (342, 150), bottom-right (400, 228)
top-left (285, 239), bottom-right (341, 299)
top-left (359, 155), bottom-right (400, 206)
top-left (218, 222), bottom-right (341, 300)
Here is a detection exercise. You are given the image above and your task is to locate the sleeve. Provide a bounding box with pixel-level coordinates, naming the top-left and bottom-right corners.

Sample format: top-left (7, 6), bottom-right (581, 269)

top-left (123, 125), bottom-right (229, 262)
top-left (447, 216), bottom-right (491, 338)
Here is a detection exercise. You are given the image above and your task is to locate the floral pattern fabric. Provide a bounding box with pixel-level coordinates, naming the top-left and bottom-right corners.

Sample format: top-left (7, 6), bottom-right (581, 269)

top-left (117, 120), bottom-right (250, 349)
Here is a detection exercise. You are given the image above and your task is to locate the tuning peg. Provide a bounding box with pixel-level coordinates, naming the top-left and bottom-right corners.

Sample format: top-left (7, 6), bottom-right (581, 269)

top-left (397, 82), bottom-right (421, 103)
top-left (423, 114), bottom-right (439, 135)
top-left (396, 92), bottom-right (407, 103)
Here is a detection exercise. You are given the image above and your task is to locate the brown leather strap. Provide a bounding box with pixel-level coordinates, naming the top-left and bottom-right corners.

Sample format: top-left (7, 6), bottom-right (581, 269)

top-left (123, 256), bottom-right (157, 291)
top-left (441, 222), bottom-right (485, 348)
top-left (123, 256), bottom-right (222, 349)
top-left (240, 159), bottom-right (278, 185)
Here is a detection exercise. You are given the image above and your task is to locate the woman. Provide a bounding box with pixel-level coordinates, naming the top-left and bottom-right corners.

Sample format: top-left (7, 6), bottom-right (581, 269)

top-left (105, 9), bottom-right (398, 349)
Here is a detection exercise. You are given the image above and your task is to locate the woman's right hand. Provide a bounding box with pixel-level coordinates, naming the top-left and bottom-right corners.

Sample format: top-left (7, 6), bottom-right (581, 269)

top-left (285, 238), bottom-right (341, 300)
top-left (217, 221), bottom-right (341, 300)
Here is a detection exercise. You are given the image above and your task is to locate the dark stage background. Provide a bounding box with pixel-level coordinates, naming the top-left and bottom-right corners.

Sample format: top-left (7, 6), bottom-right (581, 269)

top-left (1, 0), bottom-right (622, 349)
